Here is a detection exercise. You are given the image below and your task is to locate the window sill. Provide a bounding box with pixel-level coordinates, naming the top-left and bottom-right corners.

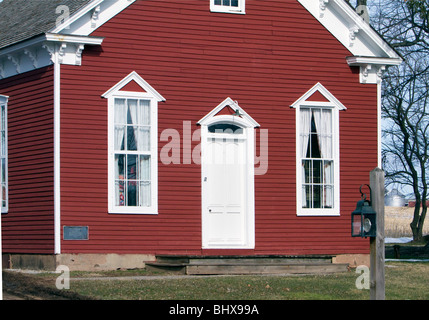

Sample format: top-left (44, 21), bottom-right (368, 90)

top-left (108, 208), bottom-right (158, 215)
top-left (210, 7), bottom-right (245, 14)
top-left (297, 209), bottom-right (340, 217)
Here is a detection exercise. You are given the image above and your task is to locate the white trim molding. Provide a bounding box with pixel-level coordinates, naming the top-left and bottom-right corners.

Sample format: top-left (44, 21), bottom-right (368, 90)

top-left (0, 34), bottom-right (104, 79)
top-left (102, 71), bottom-right (165, 215)
top-left (291, 83), bottom-right (345, 216)
top-left (298, 0), bottom-right (403, 84)
top-left (210, 0), bottom-right (246, 15)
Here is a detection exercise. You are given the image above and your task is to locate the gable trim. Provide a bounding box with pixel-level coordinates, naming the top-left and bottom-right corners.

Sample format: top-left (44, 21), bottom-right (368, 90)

top-left (102, 71), bottom-right (166, 102)
top-left (290, 82), bottom-right (347, 111)
top-left (298, 0), bottom-right (401, 61)
top-left (198, 97), bottom-right (260, 128)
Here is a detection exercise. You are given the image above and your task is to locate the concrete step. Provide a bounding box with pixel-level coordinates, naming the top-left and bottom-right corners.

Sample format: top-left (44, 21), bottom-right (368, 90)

top-left (145, 255), bottom-right (349, 275)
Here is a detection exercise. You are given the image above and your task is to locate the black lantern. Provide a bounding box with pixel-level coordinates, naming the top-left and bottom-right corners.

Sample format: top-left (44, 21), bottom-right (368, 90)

top-left (351, 185), bottom-right (377, 238)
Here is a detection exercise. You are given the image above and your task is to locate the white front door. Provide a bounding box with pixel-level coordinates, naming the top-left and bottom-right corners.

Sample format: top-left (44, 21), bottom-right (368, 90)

top-left (202, 122), bottom-right (254, 249)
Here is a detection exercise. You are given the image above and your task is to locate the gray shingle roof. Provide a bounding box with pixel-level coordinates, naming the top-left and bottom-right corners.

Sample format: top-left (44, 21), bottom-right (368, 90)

top-left (0, 0), bottom-right (94, 49)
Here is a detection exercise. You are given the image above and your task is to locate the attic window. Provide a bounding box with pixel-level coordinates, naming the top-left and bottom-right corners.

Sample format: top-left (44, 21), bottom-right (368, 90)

top-left (210, 0), bottom-right (245, 14)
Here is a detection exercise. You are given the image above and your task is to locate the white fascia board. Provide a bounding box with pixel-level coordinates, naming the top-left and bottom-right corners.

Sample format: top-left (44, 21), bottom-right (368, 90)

top-left (0, 34), bottom-right (104, 57)
top-left (346, 56), bottom-right (403, 67)
top-left (51, 0), bottom-right (137, 36)
top-left (50, 0), bottom-right (104, 33)
top-left (44, 33), bottom-right (104, 46)
top-left (297, 0), bottom-right (402, 60)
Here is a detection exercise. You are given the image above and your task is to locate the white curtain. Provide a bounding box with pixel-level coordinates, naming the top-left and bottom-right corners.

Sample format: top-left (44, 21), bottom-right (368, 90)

top-left (312, 108), bottom-right (334, 208)
top-left (114, 98), bottom-right (152, 207)
top-left (139, 100), bottom-right (151, 151)
top-left (300, 108), bottom-right (311, 158)
top-left (312, 108), bottom-right (332, 159)
top-left (139, 155), bottom-right (151, 207)
top-left (300, 108), bottom-right (311, 208)
top-left (114, 98), bottom-right (126, 151)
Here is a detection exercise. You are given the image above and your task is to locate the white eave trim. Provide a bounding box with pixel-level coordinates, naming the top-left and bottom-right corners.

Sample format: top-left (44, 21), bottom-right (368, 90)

top-left (44, 33), bottom-right (104, 46)
top-left (298, 0), bottom-right (402, 60)
top-left (51, 0), bottom-right (137, 36)
top-left (346, 56), bottom-right (403, 67)
top-left (50, 0), bottom-right (105, 33)
top-left (0, 33), bottom-right (104, 57)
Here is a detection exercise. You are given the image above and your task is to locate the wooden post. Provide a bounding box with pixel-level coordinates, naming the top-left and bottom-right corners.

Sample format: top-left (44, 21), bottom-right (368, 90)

top-left (370, 167), bottom-right (385, 300)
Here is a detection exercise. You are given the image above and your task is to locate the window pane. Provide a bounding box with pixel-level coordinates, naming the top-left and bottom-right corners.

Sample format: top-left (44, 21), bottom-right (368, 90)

top-left (138, 126), bottom-right (150, 151)
top-left (303, 160), bottom-right (311, 184)
top-left (115, 154), bottom-right (125, 179)
top-left (139, 100), bottom-right (150, 125)
top-left (127, 181), bottom-right (137, 206)
top-left (114, 99), bottom-right (126, 124)
top-left (323, 160), bottom-right (333, 184)
top-left (127, 126), bottom-right (137, 150)
top-left (313, 185), bottom-right (321, 208)
top-left (214, 0), bottom-right (221, 5)
top-left (231, 0), bottom-right (239, 7)
top-left (1, 131), bottom-right (5, 156)
top-left (115, 180), bottom-right (125, 206)
top-left (313, 160), bottom-right (322, 184)
top-left (324, 185), bottom-right (334, 208)
top-left (140, 181), bottom-right (151, 207)
top-left (127, 155), bottom-right (137, 180)
top-left (114, 126), bottom-right (125, 151)
top-left (223, 0), bottom-right (230, 6)
top-left (127, 99), bottom-right (138, 125)
top-left (139, 155), bottom-right (151, 180)
top-left (208, 123), bottom-right (243, 134)
top-left (303, 185), bottom-right (311, 208)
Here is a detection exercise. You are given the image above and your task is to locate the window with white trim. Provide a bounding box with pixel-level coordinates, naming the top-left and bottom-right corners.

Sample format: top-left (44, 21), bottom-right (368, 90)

top-left (299, 107), bottom-right (335, 212)
top-left (210, 0), bottom-right (245, 14)
top-left (102, 72), bottom-right (165, 214)
top-left (292, 83), bottom-right (345, 216)
top-left (113, 97), bottom-right (153, 210)
top-left (0, 95), bottom-right (8, 213)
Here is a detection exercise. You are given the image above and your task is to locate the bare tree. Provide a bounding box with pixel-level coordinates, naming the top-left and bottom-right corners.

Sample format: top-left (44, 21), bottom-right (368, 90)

top-left (369, 0), bottom-right (429, 242)
top-left (382, 57), bottom-right (429, 242)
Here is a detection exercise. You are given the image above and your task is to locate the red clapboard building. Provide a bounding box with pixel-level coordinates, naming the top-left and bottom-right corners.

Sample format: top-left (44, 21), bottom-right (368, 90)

top-left (0, 0), bottom-right (401, 270)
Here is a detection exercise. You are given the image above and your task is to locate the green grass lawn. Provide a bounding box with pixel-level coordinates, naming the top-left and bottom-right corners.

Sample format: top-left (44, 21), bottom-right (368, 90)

top-left (58, 261), bottom-right (429, 300)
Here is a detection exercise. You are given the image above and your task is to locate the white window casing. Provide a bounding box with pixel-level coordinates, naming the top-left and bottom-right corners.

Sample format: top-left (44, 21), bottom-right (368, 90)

top-left (102, 72), bottom-right (165, 215)
top-left (210, 0), bottom-right (245, 14)
top-left (0, 95), bottom-right (8, 213)
top-left (291, 83), bottom-right (346, 216)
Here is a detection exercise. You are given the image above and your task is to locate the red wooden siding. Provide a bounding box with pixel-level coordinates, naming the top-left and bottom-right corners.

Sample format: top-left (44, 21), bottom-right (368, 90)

top-left (0, 66), bottom-right (55, 254)
top-left (58, 0), bottom-right (375, 255)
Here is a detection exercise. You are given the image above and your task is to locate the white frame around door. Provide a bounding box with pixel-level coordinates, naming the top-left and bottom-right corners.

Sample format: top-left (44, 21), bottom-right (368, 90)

top-left (198, 98), bottom-right (259, 249)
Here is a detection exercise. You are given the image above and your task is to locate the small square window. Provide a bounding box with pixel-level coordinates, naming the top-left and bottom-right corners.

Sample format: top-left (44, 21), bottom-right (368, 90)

top-left (211, 0), bottom-right (245, 14)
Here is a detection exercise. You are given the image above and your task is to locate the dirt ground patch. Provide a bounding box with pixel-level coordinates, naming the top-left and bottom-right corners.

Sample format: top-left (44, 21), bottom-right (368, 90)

top-left (2, 271), bottom-right (93, 300)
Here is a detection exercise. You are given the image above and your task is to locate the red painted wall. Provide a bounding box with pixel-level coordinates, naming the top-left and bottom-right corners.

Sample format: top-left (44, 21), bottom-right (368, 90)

top-left (0, 66), bottom-right (55, 254)
top-left (57, 0), bottom-right (375, 256)
top-left (0, 0), bottom-right (376, 256)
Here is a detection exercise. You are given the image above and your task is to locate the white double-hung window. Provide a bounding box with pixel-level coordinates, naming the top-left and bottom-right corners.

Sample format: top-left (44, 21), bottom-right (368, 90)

top-left (292, 83), bottom-right (346, 216)
top-left (299, 107), bottom-right (335, 212)
top-left (210, 0), bottom-right (245, 14)
top-left (0, 95), bottom-right (8, 213)
top-left (103, 72), bottom-right (165, 214)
